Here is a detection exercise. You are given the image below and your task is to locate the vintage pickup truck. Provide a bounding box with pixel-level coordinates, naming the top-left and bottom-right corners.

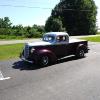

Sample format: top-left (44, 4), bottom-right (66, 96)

top-left (20, 32), bottom-right (88, 66)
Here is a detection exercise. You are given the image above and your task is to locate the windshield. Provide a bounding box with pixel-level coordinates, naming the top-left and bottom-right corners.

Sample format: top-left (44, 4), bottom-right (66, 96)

top-left (43, 35), bottom-right (55, 42)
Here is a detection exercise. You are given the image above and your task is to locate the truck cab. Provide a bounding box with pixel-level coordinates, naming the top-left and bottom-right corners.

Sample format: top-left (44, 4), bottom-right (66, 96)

top-left (42, 32), bottom-right (69, 44)
top-left (20, 32), bottom-right (88, 66)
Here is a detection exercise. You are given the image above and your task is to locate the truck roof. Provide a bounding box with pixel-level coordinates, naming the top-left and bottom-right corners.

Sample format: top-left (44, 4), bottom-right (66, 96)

top-left (44, 32), bottom-right (69, 36)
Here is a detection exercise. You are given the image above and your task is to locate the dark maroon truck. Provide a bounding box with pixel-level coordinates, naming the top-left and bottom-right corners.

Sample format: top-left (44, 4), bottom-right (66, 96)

top-left (20, 32), bottom-right (88, 66)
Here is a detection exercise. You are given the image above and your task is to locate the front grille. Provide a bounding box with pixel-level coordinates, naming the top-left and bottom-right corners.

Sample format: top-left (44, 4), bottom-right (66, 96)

top-left (24, 44), bottom-right (29, 58)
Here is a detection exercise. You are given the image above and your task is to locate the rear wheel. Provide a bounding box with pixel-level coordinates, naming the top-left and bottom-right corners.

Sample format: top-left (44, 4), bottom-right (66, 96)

top-left (76, 49), bottom-right (85, 58)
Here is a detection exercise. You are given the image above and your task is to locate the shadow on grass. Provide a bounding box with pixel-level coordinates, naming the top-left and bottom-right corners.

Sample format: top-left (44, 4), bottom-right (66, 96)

top-left (12, 56), bottom-right (84, 71)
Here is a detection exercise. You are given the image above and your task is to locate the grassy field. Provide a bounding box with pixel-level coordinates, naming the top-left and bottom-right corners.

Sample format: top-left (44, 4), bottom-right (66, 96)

top-left (0, 35), bottom-right (41, 40)
top-left (0, 43), bottom-right (24, 60)
top-left (0, 35), bottom-right (26, 40)
top-left (80, 35), bottom-right (100, 42)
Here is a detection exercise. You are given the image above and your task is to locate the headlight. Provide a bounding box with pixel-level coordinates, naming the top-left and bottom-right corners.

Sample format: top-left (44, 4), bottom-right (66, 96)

top-left (30, 48), bottom-right (35, 53)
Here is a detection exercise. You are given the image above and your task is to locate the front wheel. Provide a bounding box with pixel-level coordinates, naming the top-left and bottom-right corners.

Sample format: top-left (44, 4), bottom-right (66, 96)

top-left (75, 49), bottom-right (85, 58)
top-left (39, 55), bottom-right (50, 67)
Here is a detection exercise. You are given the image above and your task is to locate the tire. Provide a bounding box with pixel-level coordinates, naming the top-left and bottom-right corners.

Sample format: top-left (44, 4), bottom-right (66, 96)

top-left (76, 49), bottom-right (85, 58)
top-left (39, 55), bottom-right (50, 67)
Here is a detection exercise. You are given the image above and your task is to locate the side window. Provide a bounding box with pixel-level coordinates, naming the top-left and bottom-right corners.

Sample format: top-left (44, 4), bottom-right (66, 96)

top-left (57, 36), bottom-right (67, 42)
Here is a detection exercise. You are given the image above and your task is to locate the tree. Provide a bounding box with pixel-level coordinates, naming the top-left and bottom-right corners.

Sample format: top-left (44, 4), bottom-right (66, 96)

top-left (45, 16), bottom-right (65, 32)
top-left (12, 25), bottom-right (24, 36)
top-left (49, 0), bottom-right (97, 35)
top-left (0, 18), bottom-right (3, 28)
top-left (33, 24), bottom-right (45, 33)
top-left (0, 17), bottom-right (44, 38)
top-left (0, 17), bottom-right (12, 28)
top-left (3, 17), bottom-right (12, 28)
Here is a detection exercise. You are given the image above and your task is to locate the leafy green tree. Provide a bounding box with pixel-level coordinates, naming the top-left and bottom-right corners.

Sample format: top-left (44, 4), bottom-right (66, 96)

top-left (12, 25), bottom-right (24, 36)
top-left (0, 18), bottom-right (3, 28)
top-left (3, 17), bottom-right (12, 28)
top-left (0, 17), bottom-right (12, 28)
top-left (0, 17), bottom-right (44, 38)
top-left (23, 26), bottom-right (36, 38)
top-left (45, 16), bottom-right (65, 32)
top-left (50, 0), bottom-right (97, 35)
top-left (33, 24), bottom-right (45, 33)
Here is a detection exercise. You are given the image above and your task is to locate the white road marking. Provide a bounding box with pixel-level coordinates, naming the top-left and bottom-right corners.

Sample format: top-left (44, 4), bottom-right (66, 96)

top-left (0, 70), bottom-right (11, 80)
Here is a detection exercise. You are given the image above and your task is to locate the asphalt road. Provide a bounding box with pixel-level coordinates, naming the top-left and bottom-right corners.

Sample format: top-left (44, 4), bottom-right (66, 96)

top-left (0, 38), bottom-right (41, 45)
top-left (0, 42), bottom-right (100, 100)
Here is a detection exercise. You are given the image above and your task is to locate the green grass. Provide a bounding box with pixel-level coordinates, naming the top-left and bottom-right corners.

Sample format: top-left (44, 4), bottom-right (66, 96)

top-left (0, 35), bottom-right (41, 40)
top-left (0, 34), bottom-right (42, 40)
top-left (0, 35), bottom-right (26, 40)
top-left (80, 36), bottom-right (100, 42)
top-left (0, 43), bottom-right (24, 60)
top-left (97, 32), bottom-right (100, 35)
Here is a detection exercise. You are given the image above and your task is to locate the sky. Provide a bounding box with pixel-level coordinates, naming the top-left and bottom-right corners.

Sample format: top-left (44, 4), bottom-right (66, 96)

top-left (0, 0), bottom-right (100, 28)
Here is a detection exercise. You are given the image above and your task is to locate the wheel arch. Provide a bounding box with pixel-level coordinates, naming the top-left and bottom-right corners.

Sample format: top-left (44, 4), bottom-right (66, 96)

top-left (76, 44), bottom-right (88, 53)
top-left (36, 49), bottom-right (57, 63)
top-left (75, 44), bottom-right (87, 58)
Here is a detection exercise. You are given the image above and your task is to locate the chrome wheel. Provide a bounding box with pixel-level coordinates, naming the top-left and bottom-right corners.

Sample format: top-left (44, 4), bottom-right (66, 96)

top-left (79, 50), bottom-right (84, 57)
top-left (76, 49), bottom-right (85, 58)
top-left (40, 56), bottom-right (49, 66)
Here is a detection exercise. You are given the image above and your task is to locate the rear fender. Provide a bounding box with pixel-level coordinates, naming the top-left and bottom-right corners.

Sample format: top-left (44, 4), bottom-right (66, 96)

top-left (76, 44), bottom-right (88, 53)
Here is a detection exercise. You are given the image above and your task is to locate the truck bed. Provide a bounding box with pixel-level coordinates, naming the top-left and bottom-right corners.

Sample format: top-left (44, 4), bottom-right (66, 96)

top-left (69, 38), bottom-right (87, 43)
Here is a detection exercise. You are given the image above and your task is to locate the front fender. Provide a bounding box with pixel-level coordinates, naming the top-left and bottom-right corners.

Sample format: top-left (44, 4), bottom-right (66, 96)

top-left (35, 49), bottom-right (57, 63)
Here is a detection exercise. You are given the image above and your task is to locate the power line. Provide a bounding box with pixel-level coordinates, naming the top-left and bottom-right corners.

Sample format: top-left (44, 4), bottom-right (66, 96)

top-left (0, 4), bottom-right (52, 9)
top-left (2, 0), bottom-right (54, 4)
top-left (0, 4), bottom-right (91, 11)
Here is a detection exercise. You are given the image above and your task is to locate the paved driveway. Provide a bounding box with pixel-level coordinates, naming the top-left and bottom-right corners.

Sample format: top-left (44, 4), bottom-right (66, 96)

top-left (0, 42), bottom-right (100, 100)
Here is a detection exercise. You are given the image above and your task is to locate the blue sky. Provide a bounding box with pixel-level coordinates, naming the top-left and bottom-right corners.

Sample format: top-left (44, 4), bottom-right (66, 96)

top-left (0, 0), bottom-right (100, 28)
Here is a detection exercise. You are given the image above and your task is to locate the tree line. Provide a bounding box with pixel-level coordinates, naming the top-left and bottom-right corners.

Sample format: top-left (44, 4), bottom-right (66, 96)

top-left (0, 17), bottom-right (45, 38)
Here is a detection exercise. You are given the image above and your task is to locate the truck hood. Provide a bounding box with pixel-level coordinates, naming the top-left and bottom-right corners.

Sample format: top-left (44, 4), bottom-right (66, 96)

top-left (27, 41), bottom-right (52, 46)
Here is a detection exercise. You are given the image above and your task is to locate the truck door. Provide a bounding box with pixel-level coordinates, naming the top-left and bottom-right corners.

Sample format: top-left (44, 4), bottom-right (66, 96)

top-left (53, 35), bottom-right (68, 57)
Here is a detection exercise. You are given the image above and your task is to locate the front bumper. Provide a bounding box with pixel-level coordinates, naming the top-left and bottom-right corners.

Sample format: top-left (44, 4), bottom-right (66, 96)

top-left (20, 53), bottom-right (34, 64)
